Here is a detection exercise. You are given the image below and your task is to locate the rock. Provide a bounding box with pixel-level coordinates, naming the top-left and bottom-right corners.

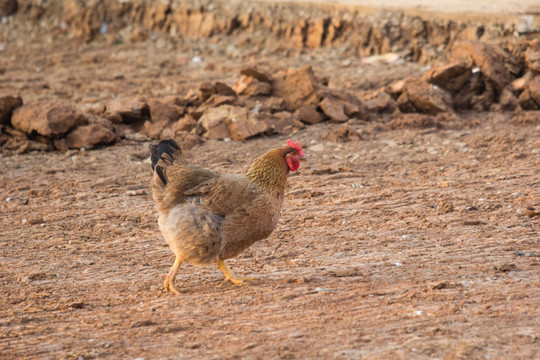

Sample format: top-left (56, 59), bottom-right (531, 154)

top-left (262, 97), bottom-right (286, 113)
top-left (525, 41), bottom-right (540, 72)
top-left (214, 82), bottom-right (237, 97)
top-left (173, 132), bottom-right (202, 150)
top-left (511, 111), bottom-right (540, 126)
top-left (105, 99), bottom-right (150, 124)
top-left (263, 111), bottom-right (303, 135)
top-left (423, 62), bottom-right (472, 94)
top-left (197, 107), bottom-right (231, 139)
top-left (225, 107), bottom-right (269, 141)
top-left (195, 95), bottom-right (236, 116)
top-left (233, 76), bottom-right (272, 96)
top-left (319, 96), bottom-right (348, 122)
top-left (198, 82), bottom-right (215, 102)
top-left (499, 89), bottom-right (519, 111)
top-left (197, 82), bottom-right (236, 102)
top-left (149, 99), bottom-right (184, 123)
top-left (171, 115), bottom-right (197, 133)
top-left (390, 113), bottom-right (437, 129)
top-left (295, 105), bottom-right (325, 124)
top-left (388, 78), bottom-right (409, 97)
top-left (141, 99), bottom-right (184, 139)
top-left (0, 0), bottom-right (18, 17)
top-left (272, 65), bottom-right (320, 111)
top-left (518, 89), bottom-right (538, 110)
top-left (318, 88), bottom-right (366, 121)
top-left (306, 17), bottom-right (328, 49)
top-left (323, 124), bottom-right (362, 142)
top-left (12, 102), bottom-right (86, 137)
top-left (128, 26), bottom-right (149, 43)
top-left (198, 105), bottom-right (268, 140)
top-left (0, 95), bottom-right (23, 125)
top-left (406, 80), bottom-right (453, 115)
top-left (396, 92), bottom-right (419, 113)
top-left (6, 139), bottom-right (51, 154)
top-left (159, 128), bottom-right (174, 140)
top-left (528, 78), bottom-right (540, 106)
top-left (3, 126), bottom-right (28, 140)
top-left (468, 41), bottom-right (519, 93)
top-left (510, 72), bottom-right (534, 92)
top-left (364, 93), bottom-right (397, 113)
top-left (240, 67), bottom-right (272, 83)
top-left (453, 72), bottom-right (496, 111)
top-left (64, 122), bottom-right (116, 149)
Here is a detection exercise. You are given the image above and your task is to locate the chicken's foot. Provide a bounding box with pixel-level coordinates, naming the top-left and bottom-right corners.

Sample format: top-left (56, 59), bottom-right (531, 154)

top-left (215, 259), bottom-right (253, 285)
top-left (164, 256), bottom-right (182, 295)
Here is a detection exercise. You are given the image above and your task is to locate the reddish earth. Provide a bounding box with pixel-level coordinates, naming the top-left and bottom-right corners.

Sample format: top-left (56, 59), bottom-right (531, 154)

top-left (1, 1), bottom-right (539, 359)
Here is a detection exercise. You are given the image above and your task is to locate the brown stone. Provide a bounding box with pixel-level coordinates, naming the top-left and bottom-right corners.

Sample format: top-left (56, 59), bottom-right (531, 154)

top-left (262, 97), bottom-right (286, 113)
top-left (525, 41), bottom-right (540, 72)
top-left (396, 92), bottom-right (418, 113)
top-left (388, 78), bottom-right (409, 97)
top-left (148, 99), bottom-right (183, 124)
top-left (511, 111), bottom-right (540, 126)
top-left (390, 113), bottom-right (437, 129)
top-left (233, 76), bottom-right (272, 97)
top-left (240, 67), bottom-right (272, 83)
top-left (198, 82), bottom-right (216, 102)
top-left (105, 99), bottom-right (150, 124)
top-left (171, 115), bottom-right (197, 134)
top-left (306, 18), bottom-right (328, 49)
top-left (510, 74), bottom-right (533, 92)
top-left (527, 78), bottom-right (540, 106)
top-left (197, 107), bottom-right (231, 139)
top-left (423, 62), bottom-right (472, 94)
top-left (518, 89), bottom-right (538, 110)
top-left (499, 88), bottom-right (518, 111)
top-left (364, 93), bottom-right (396, 114)
top-left (214, 82), bottom-right (236, 97)
top-left (0, 0), bottom-right (18, 17)
top-left (295, 105), bottom-right (325, 124)
top-left (272, 65), bottom-right (320, 111)
top-left (224, 107), bottom-right (269, 141)
top-left (64, 123), bottom-right (116, 149)
top-left (0, 95), bottom-right (23, 125)
top-left (318, 87), bottom-right (366, 121)
top-left (468, 41), bottom-right (518, 92)
top-left (406, 80), bottom-right (453, 115)
top-left (323, 125), bottom-right (362, 142)
top-left (263, 112), bottom-right (303, 135)
top-left (319, 96), bottom-right (348, 122)
top-left (198, 105), bottom-right (268, 140)
top-left (12, 102), bottom-right (86, 137)
top-left (128, 27), bottom-right (149, 43)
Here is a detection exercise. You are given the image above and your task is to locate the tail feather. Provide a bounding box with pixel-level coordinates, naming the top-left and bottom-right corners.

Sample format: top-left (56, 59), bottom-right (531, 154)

top-left (149, 139), bottom-right (182, 185)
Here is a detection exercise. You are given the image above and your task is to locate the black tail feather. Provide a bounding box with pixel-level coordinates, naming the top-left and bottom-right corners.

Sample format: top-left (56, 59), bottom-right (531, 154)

top-left (149, 139), bottom-right (182, 185)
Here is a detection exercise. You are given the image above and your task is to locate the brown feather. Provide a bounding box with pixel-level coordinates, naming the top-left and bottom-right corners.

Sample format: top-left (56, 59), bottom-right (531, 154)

top-left (150, 140), bottom-right (299, 267)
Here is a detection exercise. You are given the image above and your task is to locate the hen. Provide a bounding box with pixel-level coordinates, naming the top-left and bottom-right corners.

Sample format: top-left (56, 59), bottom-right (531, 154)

top-left (149, 139), bottom-right (305, 294)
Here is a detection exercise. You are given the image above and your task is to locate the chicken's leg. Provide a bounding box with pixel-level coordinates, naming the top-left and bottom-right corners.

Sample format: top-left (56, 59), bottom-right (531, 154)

top-left (215, 259), bottom-right (254, 285)
top-left (164, 256), bottom-right (182, 295)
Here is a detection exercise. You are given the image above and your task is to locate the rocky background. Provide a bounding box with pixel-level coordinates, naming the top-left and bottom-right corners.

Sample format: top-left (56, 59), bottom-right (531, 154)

top-left (0, 0), bottom-right (539, 155)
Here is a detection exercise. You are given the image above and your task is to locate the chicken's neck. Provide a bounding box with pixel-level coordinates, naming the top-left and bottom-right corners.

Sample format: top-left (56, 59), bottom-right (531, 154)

top-left (245, 149), bottom-right (288, 192)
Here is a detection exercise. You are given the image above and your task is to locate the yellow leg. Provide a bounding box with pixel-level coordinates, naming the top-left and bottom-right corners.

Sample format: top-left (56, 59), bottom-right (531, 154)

top-left (164, 256), bottom-right (182, 295)
top-left (214, 259), bottom-right (254, 285)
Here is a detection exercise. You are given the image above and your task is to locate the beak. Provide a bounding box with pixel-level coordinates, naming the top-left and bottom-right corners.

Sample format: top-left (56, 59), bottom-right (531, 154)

top-left (299, 156), bottom-right (306, 162)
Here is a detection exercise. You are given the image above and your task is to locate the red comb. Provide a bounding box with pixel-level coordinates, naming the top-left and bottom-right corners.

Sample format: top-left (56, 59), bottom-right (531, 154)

top-left (287, 139), bottom-right (304, 156)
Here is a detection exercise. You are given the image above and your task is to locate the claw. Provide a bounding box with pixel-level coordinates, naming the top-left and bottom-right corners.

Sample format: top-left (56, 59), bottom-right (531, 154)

top-left (215, 259), bottom-right (253, 285)
top-left (163, 256), bottom-right (182, 295)
top-left (164, 275), bottom-right (181, 295)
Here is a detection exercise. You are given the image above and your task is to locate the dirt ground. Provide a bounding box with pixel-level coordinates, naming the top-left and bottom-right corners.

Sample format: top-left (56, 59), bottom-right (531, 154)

top-left (1, 2), bottom-right (540, 359)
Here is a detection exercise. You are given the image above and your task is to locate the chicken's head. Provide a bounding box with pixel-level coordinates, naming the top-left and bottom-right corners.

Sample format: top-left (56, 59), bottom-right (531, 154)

top-left (285, 139), bottom-right (305, 172)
